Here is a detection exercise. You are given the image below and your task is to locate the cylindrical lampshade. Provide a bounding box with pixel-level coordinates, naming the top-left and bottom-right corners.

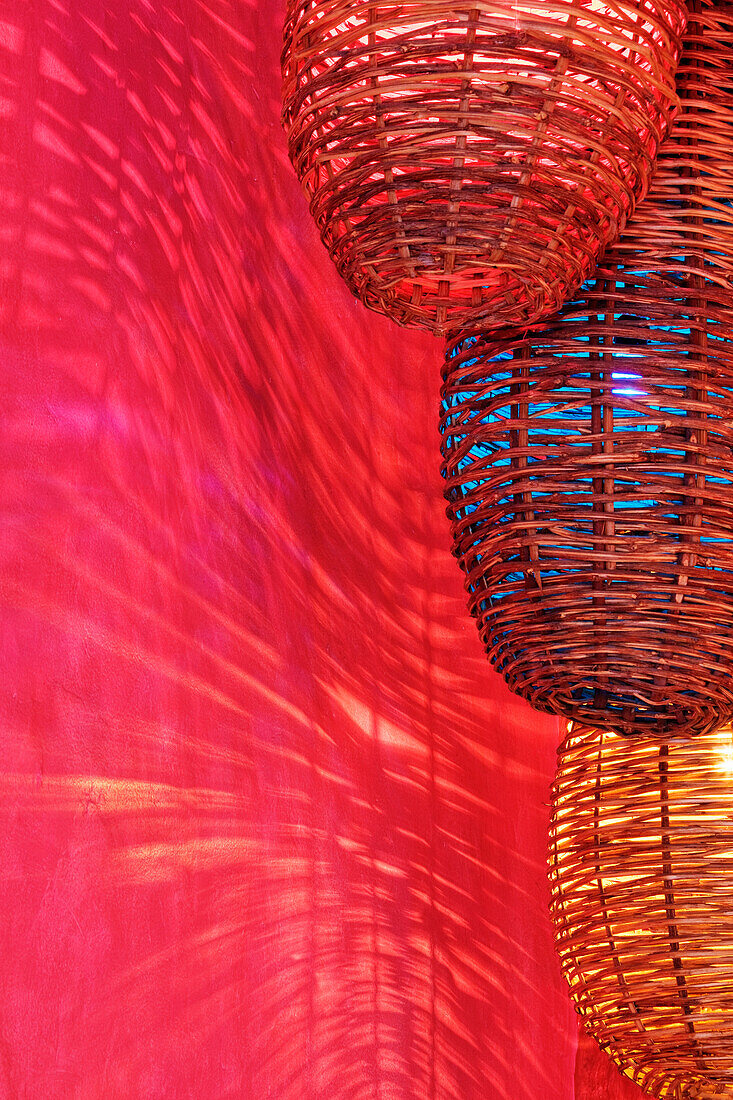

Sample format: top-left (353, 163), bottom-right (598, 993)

top-left (441, 0), bottom-right (733, 738)
top-left (282, 0), bottom-right (686, 336)
top-left (549, 722), bottom-right (733, 1099)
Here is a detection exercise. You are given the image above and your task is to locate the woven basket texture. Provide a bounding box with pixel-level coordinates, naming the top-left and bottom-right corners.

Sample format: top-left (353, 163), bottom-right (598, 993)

top-left (441, 0), bottom-right (733, 738)
top-left (549, 722), bottom-right (733, 1099)
top-left (282, 0), bottom-right (686, 336)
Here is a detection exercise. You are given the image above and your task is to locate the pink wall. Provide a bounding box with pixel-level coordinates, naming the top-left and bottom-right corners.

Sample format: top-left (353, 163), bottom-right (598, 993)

top-left (0, 0), bottom-right (644, 1096)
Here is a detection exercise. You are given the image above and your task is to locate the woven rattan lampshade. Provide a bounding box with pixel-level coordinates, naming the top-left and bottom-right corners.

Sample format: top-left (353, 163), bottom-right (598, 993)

top-left (440, 0), bottom-right (733, 738)
top-left (282, 0), bottom-right (686, 336)
top-left (549, 721), bottom-right (733, 1100)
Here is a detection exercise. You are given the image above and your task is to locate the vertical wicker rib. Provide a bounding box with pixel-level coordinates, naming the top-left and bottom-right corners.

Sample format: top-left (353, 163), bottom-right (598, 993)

top-left (550, 722), bottom-right (733, 1100)
top-left (282, 0), bottom-right (686, 335)
top-left (441, 0), bottom-right (733, 738)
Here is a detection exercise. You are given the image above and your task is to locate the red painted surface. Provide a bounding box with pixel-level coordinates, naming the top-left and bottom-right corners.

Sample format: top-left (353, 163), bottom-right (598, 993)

top-left (0, 0), bottom-right (626, 1096)
top-left (575, 1032), bottom-right (650, 1100)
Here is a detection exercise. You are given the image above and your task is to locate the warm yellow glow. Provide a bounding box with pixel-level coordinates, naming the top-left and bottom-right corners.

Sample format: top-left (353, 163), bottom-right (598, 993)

top-left (715, 727), bottom-right (733, 779)
top-left (554, 720), bottom-right (733, 1098)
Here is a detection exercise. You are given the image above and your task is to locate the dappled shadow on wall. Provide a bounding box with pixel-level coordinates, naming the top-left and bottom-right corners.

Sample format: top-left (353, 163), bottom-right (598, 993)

top-left (0, 1), bottom-right (573, 1097)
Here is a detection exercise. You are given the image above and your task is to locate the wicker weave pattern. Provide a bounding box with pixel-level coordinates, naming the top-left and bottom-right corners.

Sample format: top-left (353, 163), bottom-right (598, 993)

top-left (441, 0), bottom-right (733, 738)
top-left (282, 0), bottom-right (686, 335)
top-left (549, 722), bottom-right (733, 1099)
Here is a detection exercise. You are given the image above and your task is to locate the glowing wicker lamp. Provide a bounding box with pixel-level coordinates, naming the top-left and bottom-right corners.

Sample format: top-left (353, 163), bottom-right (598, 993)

top-left (549, 721), bottom-right (733, 1100)
top-left (441, 0), bottom-right (733, 738)
top-left (282, 0), bottom-right (686, 336)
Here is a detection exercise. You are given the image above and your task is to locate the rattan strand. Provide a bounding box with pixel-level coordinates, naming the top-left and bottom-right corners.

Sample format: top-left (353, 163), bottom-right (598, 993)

top-left (441, 0), bottom-right (733, 738)
top-left (549, 722), bottom-right (733, 1099)
top-left (282, 0), bottom-right (686, 336)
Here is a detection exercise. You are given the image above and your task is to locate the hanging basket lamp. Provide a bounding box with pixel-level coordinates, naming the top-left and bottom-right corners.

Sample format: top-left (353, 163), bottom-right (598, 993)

top-left (550, 721), bottom-right (733, 1100)
top-left (440, 0), bottom-right (733, 738)
top-left (282, 0), bottom-right (686, 335)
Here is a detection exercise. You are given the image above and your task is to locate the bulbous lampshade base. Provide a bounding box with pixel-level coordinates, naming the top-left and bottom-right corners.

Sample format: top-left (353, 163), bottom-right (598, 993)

top-left (282, 0), bottom-right (686, 335)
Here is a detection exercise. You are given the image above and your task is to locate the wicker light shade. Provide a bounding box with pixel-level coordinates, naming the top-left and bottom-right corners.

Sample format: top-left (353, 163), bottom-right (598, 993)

top-left (282, 0), bottom-right (686, 336)
top-left (440, 0), bottom-right (733, 738)
top-left (549, 721), bottom-right (733, 1100)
